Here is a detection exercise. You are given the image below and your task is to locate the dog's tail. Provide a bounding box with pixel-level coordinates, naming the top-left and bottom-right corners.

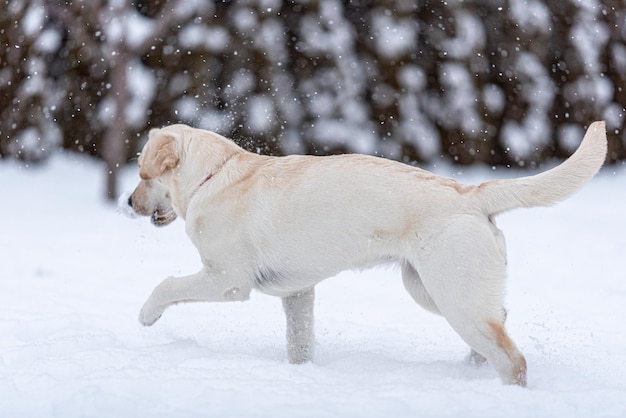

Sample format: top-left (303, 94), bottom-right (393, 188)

top-left (471, 121), bottom-right (607, 216)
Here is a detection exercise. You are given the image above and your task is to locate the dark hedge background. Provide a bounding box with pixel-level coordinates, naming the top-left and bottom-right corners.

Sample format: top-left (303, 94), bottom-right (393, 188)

top-left (2, 0), bottom-right (625, 198)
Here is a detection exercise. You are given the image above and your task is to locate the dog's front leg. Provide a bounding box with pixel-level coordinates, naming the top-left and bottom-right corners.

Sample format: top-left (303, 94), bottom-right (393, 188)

top-left (139, 270), bottom-right (251, 326)
top-left (282, 287), bottom-right (315, 364)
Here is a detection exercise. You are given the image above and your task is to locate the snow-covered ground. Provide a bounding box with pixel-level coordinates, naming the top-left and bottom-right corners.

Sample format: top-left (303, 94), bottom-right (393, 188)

top-left (1, 152), bottom-right (625, 417)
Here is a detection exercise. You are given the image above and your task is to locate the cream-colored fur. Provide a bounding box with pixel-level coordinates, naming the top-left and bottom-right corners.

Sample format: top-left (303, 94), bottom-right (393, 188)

top-left (128, 122), bottom-right (607, 386)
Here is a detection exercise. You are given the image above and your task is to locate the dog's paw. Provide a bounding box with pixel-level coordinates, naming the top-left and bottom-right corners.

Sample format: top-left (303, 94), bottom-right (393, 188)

top-left (138, 302), bottom-right (163, 326)
top-left (465, 349), bottom-right (488, 366)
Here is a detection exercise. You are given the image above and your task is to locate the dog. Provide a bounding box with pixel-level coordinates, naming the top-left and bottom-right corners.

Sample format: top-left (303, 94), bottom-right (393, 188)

top-left (127, 121), bottom-right (607, 386)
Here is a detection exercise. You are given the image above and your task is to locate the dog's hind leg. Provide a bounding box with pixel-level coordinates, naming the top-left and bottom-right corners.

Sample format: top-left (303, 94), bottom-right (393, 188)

top-left (403, 260), bottom-right (496, 367)
top-left (282, 287), bottom-right (315, 364)
top-left (414, 216), bottom-right (527, 386)
top-left (465, 308), bottom-right (509, 366)
top-left (430, 282), bottom-right (526, 386)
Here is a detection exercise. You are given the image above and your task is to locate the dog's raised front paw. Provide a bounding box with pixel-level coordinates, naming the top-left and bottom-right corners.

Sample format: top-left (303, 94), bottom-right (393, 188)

top-left (138, 302), bottom-right (163, 326)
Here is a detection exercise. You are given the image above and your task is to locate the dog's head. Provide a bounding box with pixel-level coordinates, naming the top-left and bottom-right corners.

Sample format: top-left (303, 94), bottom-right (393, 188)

top-left (128, 127), bottom-right (181, 226)
top-left (127, 124), bottom-right (241, 227)
top-left (127, 177), bottom-right (177, 226)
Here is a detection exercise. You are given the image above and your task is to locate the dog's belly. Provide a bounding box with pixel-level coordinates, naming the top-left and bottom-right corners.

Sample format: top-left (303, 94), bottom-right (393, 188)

top-left (253, 268), bottom-right (316, 297)
top-left (252, 245), bottom-right (400, 297)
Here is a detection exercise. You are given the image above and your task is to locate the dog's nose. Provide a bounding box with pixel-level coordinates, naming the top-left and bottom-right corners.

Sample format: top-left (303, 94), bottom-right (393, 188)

top-left (127, 194), bottom-right (133, 207)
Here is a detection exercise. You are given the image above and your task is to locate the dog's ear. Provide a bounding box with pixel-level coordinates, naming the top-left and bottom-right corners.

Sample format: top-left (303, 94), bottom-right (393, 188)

top-left (139, 129), bottom-right (180, 180)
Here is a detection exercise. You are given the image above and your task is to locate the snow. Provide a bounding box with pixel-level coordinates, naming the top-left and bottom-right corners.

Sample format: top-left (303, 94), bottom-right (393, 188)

top-left (206, 27), bottom-right (231, 53)
top-left (124, 12), bottom-right (155, 51)
top-left (1, 153), bottom-right (626, 417)
top-left (509, 0), bottom-right (551, 35)
top-left (126, 61), bottom-right (157, 128)
top-left (397, 65), bottom-right (426, 92)
top-left (256, 17), bottom-right (288, 63)
top-left (501, 114), bottom-right (550, 161)
top-left (557, 124), bottom-right (585, 153)
top-left (35, 28), bottom-right (62, 54)
top-left (482, 83), bottom-right (505, 114)
top-left (311, 120), bottom-right (378, 155)
top-left (232, 7), bottom-right (259, 34)
top-left (299, 1), bottom-right (353, 57)
top-left (246, 95), bottom-right (275, 134)
top-left (22, 1), bottom-right (45, 37)
top-left (371, 11), bottom-right (417, 60)
top-left (438, 63), bottom-right (482, 133)
top-left (440, 12), bottom-right (485, 60)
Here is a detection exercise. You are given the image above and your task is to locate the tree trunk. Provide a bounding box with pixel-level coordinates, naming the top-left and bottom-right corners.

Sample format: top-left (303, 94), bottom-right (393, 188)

top-left (102, 47), bottom-right (129, 201)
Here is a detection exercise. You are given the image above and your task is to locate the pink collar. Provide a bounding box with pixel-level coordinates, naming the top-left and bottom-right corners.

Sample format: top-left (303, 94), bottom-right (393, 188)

top-left (188, 153), bottom-right (237, 201)
top-left (189, 172), bottom-right (215, 201)
top-left (197, 172), bottom-right (214, 189)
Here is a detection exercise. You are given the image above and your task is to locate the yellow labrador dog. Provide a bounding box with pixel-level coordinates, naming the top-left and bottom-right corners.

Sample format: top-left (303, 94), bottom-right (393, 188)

top-left (127, 122), bottom-right (607, 386)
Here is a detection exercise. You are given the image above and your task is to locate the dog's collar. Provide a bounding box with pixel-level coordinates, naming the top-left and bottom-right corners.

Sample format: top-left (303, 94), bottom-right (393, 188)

top-left (188, 153), bottom-right (236, 201)
top-left (189, 172), bottom-right (216, 201)
top-left (197, 173), bottom-right (214, 189)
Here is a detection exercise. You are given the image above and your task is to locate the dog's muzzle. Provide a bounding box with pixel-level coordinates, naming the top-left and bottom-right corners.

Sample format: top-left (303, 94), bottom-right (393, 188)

top-left (150, 209), bottom-right (177, 226)
top-left (117, 191), bottom-right (176, 226)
